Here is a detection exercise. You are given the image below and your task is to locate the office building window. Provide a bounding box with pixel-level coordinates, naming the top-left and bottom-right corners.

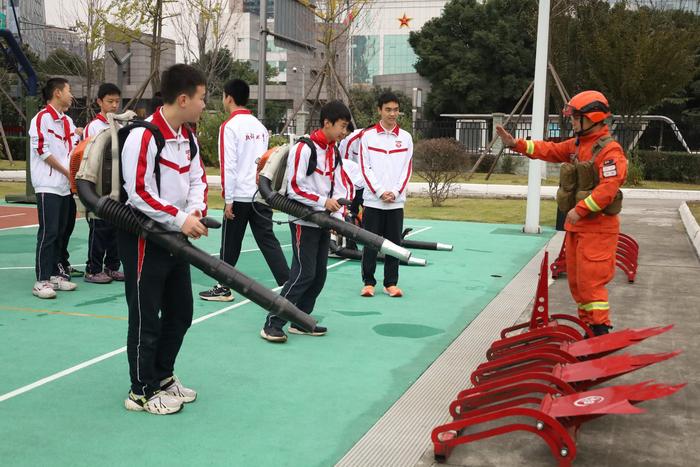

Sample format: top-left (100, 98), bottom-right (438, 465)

top-left (352, 35), bottom-right (379, 84)
top-left (382, 35), bottom-right (417, 75)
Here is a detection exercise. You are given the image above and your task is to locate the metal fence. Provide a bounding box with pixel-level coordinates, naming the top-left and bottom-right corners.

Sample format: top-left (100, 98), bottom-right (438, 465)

top-left (412, 116), bottom-right (696, 155)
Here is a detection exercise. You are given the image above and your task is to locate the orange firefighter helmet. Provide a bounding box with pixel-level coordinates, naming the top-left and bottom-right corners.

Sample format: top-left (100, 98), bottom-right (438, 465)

top-left (562, 90), bottom-right (611, 124)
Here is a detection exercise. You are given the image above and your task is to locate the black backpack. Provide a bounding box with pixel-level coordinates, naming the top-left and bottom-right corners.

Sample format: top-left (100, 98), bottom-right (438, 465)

top-left (117, 120), bottom-right (198, 202)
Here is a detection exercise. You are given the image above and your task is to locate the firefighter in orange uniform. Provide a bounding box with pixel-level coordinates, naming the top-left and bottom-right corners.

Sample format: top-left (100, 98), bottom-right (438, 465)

top-left (497, 90), bottom-right (627, 336)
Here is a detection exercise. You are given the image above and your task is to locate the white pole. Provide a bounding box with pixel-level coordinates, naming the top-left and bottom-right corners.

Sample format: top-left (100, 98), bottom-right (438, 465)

top-left (524, 0), bottom-right (551, 234)
top-left (257, 0), bottom-right (267, 120)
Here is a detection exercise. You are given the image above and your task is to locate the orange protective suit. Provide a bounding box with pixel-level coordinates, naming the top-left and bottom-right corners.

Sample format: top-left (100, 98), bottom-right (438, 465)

top-left (513, 125), bottom-right (627, 326)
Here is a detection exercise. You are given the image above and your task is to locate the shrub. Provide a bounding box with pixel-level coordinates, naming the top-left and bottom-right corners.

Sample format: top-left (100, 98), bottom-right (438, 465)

top-left (413, 138), bottom-right (470, 206)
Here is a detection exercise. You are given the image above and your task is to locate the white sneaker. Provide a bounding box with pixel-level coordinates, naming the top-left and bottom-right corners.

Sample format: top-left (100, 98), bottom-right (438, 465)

top-left (32, 281), bottom-right (56, 299)
top-left (50, 275), bottom-right (77, 291)
top-left (160, 375), bottom-right (197, 403)
top-left (124, 390), bottom-right (183, 415)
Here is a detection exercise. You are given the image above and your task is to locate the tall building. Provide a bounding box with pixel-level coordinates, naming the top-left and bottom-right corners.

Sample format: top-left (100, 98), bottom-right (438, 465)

top-left (44, 25), bottom-right (84, 58)
top-left (349, 0), bottom-right (446, 85)
top-left (4, 0), bottom-right (47, 58)
top-left (608, 0), bottom-right (699, 13)
top-left (104, 26), bottom-right (177, 100)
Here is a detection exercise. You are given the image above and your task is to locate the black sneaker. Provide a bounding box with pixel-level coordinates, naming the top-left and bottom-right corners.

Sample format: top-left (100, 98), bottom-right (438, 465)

top-left (590, 324), bottom-right (612, 336)
top-left (68, 266), bottom-right (84, 277)
top-left (56, 264), bottom-right (71, 281)
top-left (199, 284), bottom-right (234, 302)
top-left (288, 325), bottom-right (327, 336)
top-left (260, 327), bottom-right (287, 343)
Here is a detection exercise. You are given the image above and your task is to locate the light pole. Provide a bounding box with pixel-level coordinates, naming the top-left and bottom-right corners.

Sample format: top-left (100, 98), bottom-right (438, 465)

top-left (523, 0), bottom-right (551, 235)
top-left (293, 65), bottom-right (305, 112)
top-left (107, 49), bottom-right (133, 94)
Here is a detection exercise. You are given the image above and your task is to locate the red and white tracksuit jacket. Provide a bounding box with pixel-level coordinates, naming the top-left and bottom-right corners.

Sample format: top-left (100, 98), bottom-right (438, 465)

top-left (219, 109), bottom-right (269, 204)
top-left (358, 123), bottom-right (413, 210)
top-left (121, 107), bottom-right (208, 231)
top-left (83, 113), bottom-right (110, 139)
top-left (28, 104), bottom-right (80, 195)
top-left (286, 129), bottom-right (353, 227)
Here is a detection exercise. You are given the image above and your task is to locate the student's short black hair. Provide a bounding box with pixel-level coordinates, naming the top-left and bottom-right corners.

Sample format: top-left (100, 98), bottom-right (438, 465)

top-left (97, 83), bottom-right (121, 100)
top-left (377, 91), bottom-right (400, 109)
top-left (160, 64), bottom-right (206, 104)
top-left (223, 79), bottom-right (250, 106)
top-left (319, 100), bottom-right (351, 126)
top-left (347, 121), bottom-right (355, 133)
top-left (42, 77), bottom-right (69, 103)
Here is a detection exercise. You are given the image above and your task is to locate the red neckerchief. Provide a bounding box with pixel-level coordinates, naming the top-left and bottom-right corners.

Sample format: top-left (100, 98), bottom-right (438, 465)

top-left (45, 105), bottom-right (74, 151)
top-left (61, 116), bottom-right (73, 152)
top-left (310, 129), bottom-right (337, 195)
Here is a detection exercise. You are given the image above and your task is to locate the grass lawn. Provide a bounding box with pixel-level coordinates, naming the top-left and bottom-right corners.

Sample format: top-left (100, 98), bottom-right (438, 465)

top-left (405, 197), bottom-right (558, 226)
top-left (0, 160), bottom-right (25, 170)
top-left (203, 168), bottom-right (700, 191)
top-left (5, 160), bottom-right (700, 191)
top-left (0, 181), bottom-right (556, 226)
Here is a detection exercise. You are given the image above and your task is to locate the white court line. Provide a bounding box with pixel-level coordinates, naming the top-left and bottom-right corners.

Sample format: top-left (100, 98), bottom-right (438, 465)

top-left (0, 213), bottom-right (26, 219)
top-left (0, 223), bottom-right (39, 232)
top-left (208, 243), bottom-right (292, 257)
top-left (0, 227), bottom-right (431, 403)
top-left (0, 245), bottom-right (294, 271)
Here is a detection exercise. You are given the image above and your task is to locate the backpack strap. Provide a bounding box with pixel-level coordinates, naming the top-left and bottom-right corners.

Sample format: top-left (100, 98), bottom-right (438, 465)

top-left (297, 137), bottom-right (318, 176)
top-left (297, 136), bottom-right (344, 199)
top-left (183, 124), bottom-right (199, 160)
top-left (591, 135), bottom-right (616, 162)
top-left (118, 121), bottom-right (166, 202)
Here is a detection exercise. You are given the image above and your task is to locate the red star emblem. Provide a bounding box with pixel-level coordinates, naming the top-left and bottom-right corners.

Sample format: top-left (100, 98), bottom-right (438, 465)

top-left (398, 13), bottom-right (411, 28)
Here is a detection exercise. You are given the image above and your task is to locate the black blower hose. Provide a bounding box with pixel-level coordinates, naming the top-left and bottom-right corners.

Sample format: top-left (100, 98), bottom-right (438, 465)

top-left (329, 240), bottom-right (427, 267)
top-left (401, 239), bottom-right (453, 251)
top-left (258, 176), bottom-right (412, 262)
top-left (77, 180), bottom-right (316, 331)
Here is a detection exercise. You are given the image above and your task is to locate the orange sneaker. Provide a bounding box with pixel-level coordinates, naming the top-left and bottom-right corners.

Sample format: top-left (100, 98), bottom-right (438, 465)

top-left (383, 286), bottom-right (403, 297)
top-left (360, 285), bottom-right (375, 297)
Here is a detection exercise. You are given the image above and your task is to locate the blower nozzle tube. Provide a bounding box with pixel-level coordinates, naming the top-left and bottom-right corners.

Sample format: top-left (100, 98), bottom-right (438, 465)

top-left (258, 176), bottom-right (411, 262)
top-left (76, 180), bottom-right (316, 331)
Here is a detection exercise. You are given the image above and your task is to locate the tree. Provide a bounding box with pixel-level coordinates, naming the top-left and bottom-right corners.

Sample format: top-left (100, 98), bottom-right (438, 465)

top-left (283, 0), bottom-right (372, 132)
top-left (72, 0), bottom-right (108, 119)
top-left (167, 0), bottom-right (239, 98)
top-left (105, 0), bottom-right (176, 96)
top-left (409, 0), bottom-right (538, 118)
top-left (552, 1), bottom-right (699, 117)
top-left (195, 48), bottom-right (279, 97)
top-left (41, 49), bottom-right (87, 76)
top-left (550, 1), bottom-right (700, 150)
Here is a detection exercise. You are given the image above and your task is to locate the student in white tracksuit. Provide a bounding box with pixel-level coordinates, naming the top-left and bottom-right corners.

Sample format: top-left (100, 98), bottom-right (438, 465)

top-left (119, 64), bottom-right (209, 415)
top-left (28, 78), bottom-right (80, 299)
top-left (358, 92), bottom-right (413, 298)
top-left (260, 101), bottom-right (353, 343)
top-left (82, 83), bottom-right (124, 284)
top-left (199, 79), bottom-right (289, 302)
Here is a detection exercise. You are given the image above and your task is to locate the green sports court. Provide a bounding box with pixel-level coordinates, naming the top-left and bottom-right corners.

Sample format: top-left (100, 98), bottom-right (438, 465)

top-left (0, 203), bottom-right (554, 466)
